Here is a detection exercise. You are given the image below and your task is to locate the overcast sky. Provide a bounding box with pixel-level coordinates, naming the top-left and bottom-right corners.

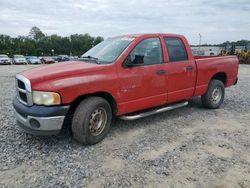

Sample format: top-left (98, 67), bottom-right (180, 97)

top-left (0, 0), bottom-right (249, 44)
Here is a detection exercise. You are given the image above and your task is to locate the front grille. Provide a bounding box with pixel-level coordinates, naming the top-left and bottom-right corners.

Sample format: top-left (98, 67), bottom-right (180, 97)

top-left (16, 75), bottom-right (33, 106)
top-left (19, 91), bottom-right (27, 102)
top-left (17, 80), bottom-right (25, 89)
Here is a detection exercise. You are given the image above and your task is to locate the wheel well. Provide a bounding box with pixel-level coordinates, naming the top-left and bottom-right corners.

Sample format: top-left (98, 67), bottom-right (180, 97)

top-left (211, 72), bottom-right (227, 85)
top-left (67, 92), bottom-right (117, 116)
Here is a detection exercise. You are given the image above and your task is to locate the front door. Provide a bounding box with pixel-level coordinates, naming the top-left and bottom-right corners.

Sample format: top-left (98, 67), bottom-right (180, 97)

top-left (117, 37), bottom-right (168, 114)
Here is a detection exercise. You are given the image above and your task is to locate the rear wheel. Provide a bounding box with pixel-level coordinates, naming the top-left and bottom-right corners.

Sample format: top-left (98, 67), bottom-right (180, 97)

top-left (72, 97), bottom-right (112, 145)
top-left (201, 80), bottom-right (225, 109)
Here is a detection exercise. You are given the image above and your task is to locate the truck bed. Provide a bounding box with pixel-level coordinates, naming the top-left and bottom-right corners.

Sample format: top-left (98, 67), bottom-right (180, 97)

top-left (193, 55), bottom-right (239, 97)
top-left (194, 55), bottom-right (220, 59)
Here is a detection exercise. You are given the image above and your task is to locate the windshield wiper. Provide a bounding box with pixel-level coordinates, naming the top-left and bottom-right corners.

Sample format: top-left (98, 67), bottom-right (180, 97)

top-left (80, 56), bottom-right (100, 64)
top-left (81, 55), bottom-right (98, 60)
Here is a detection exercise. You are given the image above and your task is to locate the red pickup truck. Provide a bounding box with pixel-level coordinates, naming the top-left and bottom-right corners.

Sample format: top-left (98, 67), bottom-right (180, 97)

top-left (13, 33), bottom-right (239, 145)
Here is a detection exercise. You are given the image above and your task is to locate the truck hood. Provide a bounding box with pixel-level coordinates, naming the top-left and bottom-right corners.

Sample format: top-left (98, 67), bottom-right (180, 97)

top-left (21, 61), bottom-right (106, 84)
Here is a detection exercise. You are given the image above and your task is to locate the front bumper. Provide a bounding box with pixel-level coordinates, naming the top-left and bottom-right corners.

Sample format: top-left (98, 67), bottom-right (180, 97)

top-left (0, 61), bottom-right (11, 64)
top-left (13, 97), bottom-right (70, 135)
top-left (30, 61), bottom-right (41, 64)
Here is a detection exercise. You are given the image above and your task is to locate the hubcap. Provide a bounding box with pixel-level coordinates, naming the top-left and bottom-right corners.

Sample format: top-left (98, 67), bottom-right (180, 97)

top-left (211, 87), bottom-right (222, 104)
top-left (89, 107), bottom-right (107, 136)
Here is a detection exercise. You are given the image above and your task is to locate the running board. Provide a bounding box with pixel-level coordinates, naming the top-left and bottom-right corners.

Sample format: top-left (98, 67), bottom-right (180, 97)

top-left (119, 101), bottom-right (188, 121)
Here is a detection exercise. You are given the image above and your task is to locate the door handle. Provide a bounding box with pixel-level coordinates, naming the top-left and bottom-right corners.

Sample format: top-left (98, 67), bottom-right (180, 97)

top-left (156, 69), bottom-right (167, 75)
top-left (186, 66), bottom-right (193, 71)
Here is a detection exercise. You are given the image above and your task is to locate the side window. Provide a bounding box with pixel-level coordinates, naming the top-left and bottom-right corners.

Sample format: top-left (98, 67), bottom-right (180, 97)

top-left (129, 38), bottom-right (163, 65)
top-left (164, 37), bottom-right (188, 62)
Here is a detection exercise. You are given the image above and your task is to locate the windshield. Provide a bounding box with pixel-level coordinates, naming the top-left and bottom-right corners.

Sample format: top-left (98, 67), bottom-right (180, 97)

top-left (81, 37), bottom-right (134, 63)
top-left (0, 55), bottom-right (8, 58)
top-left (14, 55), bottom-right (25, 58)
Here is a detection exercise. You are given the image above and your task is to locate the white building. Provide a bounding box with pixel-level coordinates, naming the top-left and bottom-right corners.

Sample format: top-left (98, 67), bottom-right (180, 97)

top-left (191, 46), bottom-right (223, 56)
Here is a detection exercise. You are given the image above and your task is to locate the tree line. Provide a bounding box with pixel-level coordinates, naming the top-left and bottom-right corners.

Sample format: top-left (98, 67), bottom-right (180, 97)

top-left (1, 26), bottom-right (249, 56)
top-left (0, 27), bottom-right (104, 56)
top-left (191, 40), bottom-right (250, 48)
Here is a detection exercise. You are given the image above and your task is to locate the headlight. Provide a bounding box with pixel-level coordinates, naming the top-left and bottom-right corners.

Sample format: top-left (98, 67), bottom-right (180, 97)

top-left (32, 91), bottom-right (61, 105)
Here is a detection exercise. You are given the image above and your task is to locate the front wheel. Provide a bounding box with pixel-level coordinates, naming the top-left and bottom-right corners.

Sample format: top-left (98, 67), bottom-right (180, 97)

top-left (72, 97), bottom-right (112, 145)
top-left (201, 80), bottom-right (225, 109)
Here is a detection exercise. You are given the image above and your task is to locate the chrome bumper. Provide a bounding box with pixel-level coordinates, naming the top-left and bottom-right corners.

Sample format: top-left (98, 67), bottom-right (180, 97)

top-left (14, 109), bottom-right (65, 135)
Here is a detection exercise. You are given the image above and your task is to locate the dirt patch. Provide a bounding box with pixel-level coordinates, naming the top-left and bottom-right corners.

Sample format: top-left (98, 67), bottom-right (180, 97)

top-left (207, 166), bottom-right (250, 188)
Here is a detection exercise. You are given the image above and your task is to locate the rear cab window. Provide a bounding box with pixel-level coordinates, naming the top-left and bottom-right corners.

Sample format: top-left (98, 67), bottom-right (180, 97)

top-left (164, 37), bottom-right (188, 62)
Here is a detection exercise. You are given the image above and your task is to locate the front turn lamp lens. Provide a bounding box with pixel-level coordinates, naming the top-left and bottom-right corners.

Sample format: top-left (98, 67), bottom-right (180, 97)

top-left (32, 91), bottom-right (61, 105)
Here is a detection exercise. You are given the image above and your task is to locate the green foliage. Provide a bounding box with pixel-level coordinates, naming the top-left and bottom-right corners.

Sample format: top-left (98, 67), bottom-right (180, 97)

top-left (0, 27), bottom-right (104, 56)
top-left (221, 40), bottom-right (250, 47)
top-left (191, 40), bottom-right (250, 47)
top-left (28, 26), bottom-right (45, 40)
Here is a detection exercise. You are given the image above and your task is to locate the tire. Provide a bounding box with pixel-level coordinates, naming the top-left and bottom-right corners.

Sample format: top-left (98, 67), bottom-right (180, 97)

top-left (201, 79), bottom-right (225, 109)
top-left (72, 97), bottom-right (112, 145)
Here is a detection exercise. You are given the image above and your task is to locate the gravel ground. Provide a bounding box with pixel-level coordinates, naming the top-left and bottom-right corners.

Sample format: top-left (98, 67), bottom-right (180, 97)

top-left (0, 64), bottom-right (250, 188)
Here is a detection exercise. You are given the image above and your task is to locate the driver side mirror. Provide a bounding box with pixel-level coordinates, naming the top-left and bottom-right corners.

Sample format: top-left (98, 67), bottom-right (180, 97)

top-left (123, 54), bottom-right (144, 67)
top-left (123, 55), bottom-right (134, 67)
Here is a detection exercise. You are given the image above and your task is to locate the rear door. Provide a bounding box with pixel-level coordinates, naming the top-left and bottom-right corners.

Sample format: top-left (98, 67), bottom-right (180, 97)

top-left (163, 37), bottom-right (196, 102)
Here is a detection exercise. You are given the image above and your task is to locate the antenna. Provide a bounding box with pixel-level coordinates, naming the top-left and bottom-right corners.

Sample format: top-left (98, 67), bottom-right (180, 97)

top-left (198, 33), bottom-right (202, 54)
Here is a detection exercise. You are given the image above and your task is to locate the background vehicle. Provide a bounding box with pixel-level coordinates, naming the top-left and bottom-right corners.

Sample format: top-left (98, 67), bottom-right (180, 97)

top-left (0, 54), bottom-right (11, 65)
top-left (13, 33), bottom-right (239, 145)
top-left (69, 56), bottom-right (78, 60)
top-left (56, 55), bottom-right (70, 62)
top-left (26, 56), bottom-right (41, 64)
top-left (51, 56), bottom-right (59, 62)
top-left (41, 56), bottom-right (55, 64)
top-left (13, 55), bottom-right (28, 64)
